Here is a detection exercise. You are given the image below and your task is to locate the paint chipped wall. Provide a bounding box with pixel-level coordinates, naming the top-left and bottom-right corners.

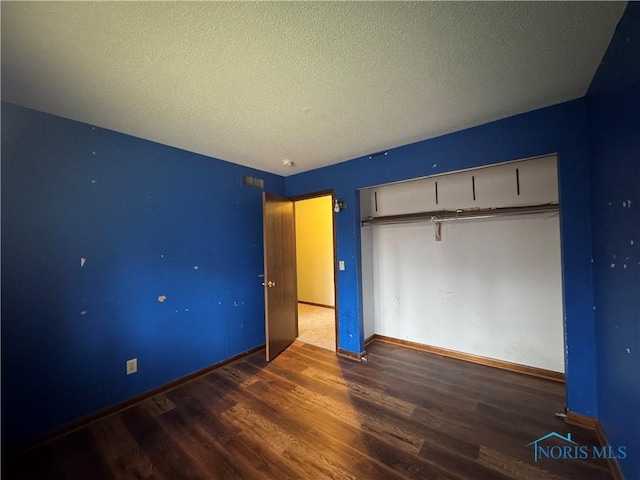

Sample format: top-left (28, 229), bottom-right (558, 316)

top-left (0, 102), bottom-right (285, 450)
top-left (286, 97), bottom-right (598, 417)
top-left (587, 3), bottom-right (640, 479)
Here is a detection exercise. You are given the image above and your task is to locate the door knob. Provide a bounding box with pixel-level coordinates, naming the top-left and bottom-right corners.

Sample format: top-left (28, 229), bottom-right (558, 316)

top-left (267, 280), bottom-right (276, 287)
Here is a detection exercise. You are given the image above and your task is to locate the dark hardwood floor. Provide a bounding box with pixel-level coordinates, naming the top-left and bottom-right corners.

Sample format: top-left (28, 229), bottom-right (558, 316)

top-left (3, 340), bottom-right (613, 479)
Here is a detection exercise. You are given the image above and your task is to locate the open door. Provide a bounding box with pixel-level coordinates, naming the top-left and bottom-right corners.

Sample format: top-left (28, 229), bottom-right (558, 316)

top-left (263, 192), bottom-right (298, 361)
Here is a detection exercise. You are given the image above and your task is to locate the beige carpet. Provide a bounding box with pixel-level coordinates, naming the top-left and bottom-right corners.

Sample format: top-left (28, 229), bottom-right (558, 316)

top-left (297, 303), bottom-right (336, 352)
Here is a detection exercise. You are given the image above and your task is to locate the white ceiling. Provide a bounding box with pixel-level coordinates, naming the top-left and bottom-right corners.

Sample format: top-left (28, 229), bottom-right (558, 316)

top-left (1, 2), bottom-right (625, 176)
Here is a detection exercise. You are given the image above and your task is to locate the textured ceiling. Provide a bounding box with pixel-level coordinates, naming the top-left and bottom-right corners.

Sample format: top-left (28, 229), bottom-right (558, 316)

top-left (1, 2), bottom-right (626, 176)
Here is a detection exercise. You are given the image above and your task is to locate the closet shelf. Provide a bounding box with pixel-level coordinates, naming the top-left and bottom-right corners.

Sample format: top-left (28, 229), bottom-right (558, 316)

top-left (361, 203), bottom-right (559, 226)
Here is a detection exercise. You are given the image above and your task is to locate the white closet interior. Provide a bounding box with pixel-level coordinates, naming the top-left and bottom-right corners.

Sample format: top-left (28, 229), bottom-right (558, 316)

top-left (360, 155), bottom-right (564, 372)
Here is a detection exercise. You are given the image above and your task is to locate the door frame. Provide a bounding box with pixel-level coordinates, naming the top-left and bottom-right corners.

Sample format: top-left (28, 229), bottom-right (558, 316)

top-left (290, 189), bottom-right (339, 353)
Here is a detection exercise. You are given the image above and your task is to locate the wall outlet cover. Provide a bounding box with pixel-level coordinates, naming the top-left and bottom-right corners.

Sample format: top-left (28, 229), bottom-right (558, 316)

top-left (126, 358), bottom-right (137, 375)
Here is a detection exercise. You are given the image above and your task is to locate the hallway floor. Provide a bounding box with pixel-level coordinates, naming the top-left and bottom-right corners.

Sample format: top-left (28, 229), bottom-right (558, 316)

top-left (297, 303), bottom-right (335, 352)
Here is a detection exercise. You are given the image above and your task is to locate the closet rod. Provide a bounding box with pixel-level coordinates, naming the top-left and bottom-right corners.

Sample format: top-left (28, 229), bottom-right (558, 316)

top-left (361, 203), bottom-right (558, 226)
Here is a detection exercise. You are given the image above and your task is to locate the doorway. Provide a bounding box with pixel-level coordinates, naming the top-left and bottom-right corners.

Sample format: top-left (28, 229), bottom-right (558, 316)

top-left (293, 193), bottom-right (338, 352)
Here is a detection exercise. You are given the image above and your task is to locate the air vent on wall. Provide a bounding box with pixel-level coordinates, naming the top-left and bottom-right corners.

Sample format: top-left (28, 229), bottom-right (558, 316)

top-left (243, 176), bottom-right (264, 189)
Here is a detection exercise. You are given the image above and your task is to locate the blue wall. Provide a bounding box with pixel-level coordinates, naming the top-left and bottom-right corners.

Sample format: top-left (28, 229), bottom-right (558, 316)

top-left (1, 103), bottom-right (284, 450)
top-left (286, 98), bottom-right (598, 418)
top-left (587, 3), bottom-right (640, 479)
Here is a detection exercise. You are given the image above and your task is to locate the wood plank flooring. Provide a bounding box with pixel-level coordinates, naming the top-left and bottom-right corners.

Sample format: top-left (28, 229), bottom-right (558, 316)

top-left (2, 341), bottom-right (613, 480)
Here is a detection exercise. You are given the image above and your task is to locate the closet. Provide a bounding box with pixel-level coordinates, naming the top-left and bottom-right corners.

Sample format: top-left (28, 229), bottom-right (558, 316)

top-left (360, 155), bottom-right (564, 372)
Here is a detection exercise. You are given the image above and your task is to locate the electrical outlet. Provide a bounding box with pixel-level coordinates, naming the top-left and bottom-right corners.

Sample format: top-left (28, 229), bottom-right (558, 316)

top-left (126, 358), bottom-right (137, 375)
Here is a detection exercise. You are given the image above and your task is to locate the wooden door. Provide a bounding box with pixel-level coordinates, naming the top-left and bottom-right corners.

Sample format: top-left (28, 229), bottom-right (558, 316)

top-left (263, 192), bottom-right (298, 361)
